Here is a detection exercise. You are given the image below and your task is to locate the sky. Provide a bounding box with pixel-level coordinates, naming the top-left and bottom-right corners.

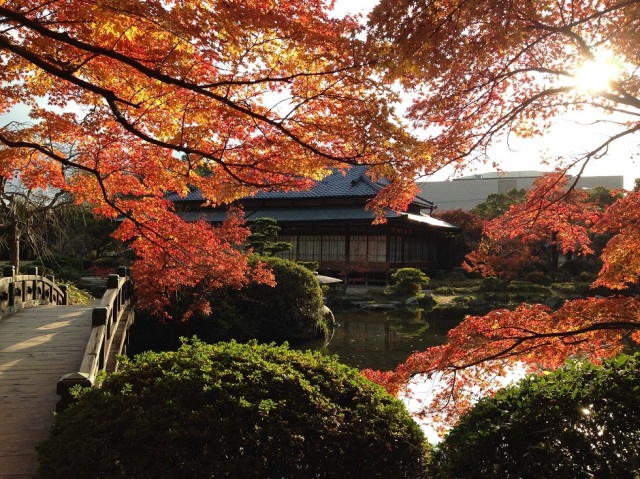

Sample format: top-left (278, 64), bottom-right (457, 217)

top-left (333, 0), bottom-right (640, 190)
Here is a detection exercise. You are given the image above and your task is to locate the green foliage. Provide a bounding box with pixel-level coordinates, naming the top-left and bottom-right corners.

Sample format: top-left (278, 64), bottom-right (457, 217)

top-left (551, 281), bottom-right (593, 296)
top-left (433, 209), bottom-right (485, 265)
top-left (442, 271), bottom-right (468, 283)
top-left (208, 256), bottom-right (327, 344)
top-left (429, 353), bottom-right (640, 479)
top-left (560, 258), bottom-right (601, 276)
top-left (480, 276), bottom-right (509, 292)
top-left (471, 188), bottom-right (527, 219)
top-left (416, 292), bottom-right (437, 308)
top-left (507, 281), bottom-right (551, 294)
top-left (92, 257), bottom-right (120, 269)
top-left (585, 185), bottom-right (623, 209)
top-left (297, 261), bottom-right (319, 271)
top-left (523, 271), bottom-right (552, 285)
top-left (244, 217), bottom-right (292, 256)
top-left (38, 340), bottom-right (431, 479)
top-left (149, 257), bottom-right (328, 346)
top-left (60, 282), bottom-right (93, 305)
top-left (34, 253), bottom-right (91, 280)
top-left (390, 268), bottom-right (430, 295)
top-left (579, 270), bottom-right (596, 282)
top-left (433, 286), bottom-right (456, 295)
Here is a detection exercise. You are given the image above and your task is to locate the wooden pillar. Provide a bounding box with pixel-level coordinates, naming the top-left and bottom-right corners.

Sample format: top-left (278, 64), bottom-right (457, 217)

top-left (4, 265), bottom-right (15, 308)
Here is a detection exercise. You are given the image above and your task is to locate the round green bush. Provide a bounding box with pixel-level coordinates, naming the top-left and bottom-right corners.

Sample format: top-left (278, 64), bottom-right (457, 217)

top-left (523, 271), bottom-right (552, 285)
top-left (429, 353), bottom-right (640, 479)
top-left (176, 256), bottom-right (327, 345)
top-left (38, 340), bottom-right (430, 479)
top-left (235, 256), bottom-right (326, 342)
top-left (390, 268), bottom-right (430, 295)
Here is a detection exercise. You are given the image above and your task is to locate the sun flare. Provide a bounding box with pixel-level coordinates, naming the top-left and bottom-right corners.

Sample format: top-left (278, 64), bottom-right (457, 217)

top-left (572, 50), bottom-right (620, 92)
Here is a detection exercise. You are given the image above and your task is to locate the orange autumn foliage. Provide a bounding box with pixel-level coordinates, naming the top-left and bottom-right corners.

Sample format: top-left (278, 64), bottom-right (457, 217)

top-left (464, 172), bottom-right (602, 277)
top-left (364, 0), bottom-right (640, 434)
top-left (2, 0), bottom-right (640, 432)
top-left (369, 0), bottom-right (640, 177)
top-left (364, 178), bottom-right (640, 434)
top-left (0, 1), bottom-right (432, 317)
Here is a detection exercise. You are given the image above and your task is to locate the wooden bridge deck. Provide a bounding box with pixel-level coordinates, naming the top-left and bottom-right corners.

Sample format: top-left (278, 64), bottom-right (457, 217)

top-left (0, 305), bottom-right (93, 479)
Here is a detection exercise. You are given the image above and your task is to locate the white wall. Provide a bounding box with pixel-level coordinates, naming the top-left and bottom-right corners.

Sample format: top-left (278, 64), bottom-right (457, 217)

top-left (417, 172), bottom-right (624, 211)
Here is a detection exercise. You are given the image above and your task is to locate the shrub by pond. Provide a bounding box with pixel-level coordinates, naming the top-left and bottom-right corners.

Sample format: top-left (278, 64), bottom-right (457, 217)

top-left (429, 353), bottom-right (640, 479)
top-left (38, 339), bottom-right (431, 479)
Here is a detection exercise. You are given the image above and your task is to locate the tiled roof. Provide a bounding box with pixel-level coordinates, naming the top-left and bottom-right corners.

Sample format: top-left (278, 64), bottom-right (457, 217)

top-left (252, 166), bottom-right (382, 199)
top-left (166, 165), bottom-right (435, 209)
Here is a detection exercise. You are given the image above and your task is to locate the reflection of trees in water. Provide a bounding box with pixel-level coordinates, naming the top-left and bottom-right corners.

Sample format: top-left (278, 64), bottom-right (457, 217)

top-left (386, 308), bottom-right (431, 335)
top-left (316, 309), bottom-right (465, 371)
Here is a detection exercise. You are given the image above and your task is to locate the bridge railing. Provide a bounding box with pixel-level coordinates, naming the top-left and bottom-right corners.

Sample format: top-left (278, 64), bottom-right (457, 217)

top-left (56, 266), bottom-right (135, 411)
top-left (0, 265), bottom-right (67, 316)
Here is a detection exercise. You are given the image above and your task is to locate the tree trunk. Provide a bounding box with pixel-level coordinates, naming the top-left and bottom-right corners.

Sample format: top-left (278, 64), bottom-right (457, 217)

top-left (8, 221), bottom-right (20, 273)
top-left (550, 231), bottom-right (559, 271)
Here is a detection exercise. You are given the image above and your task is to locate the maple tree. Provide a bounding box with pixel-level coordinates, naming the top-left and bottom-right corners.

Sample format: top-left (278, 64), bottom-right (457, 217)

top-left (464, 172), bottom-right (602, 277)
top-left (362, 0), bottom-right (640, 434)
top-left (369, 0), bottom-right (640, 177)
top-left (0, 0), bottom-right (432, 316)
top-left (363, 176), bottom-right (640, 433)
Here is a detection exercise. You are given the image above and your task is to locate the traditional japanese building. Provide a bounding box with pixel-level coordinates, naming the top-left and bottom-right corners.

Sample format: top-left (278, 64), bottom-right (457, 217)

top-left (168, 166), bottom-right (459, 284)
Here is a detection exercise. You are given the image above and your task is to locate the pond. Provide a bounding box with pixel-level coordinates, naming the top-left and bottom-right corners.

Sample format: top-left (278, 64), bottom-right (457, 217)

top-left (305, 308), bottom-right (466, 372)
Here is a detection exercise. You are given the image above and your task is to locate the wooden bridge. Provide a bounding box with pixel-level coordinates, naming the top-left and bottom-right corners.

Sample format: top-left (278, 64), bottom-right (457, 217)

top-left (0, 267), bottom-right (134, 478)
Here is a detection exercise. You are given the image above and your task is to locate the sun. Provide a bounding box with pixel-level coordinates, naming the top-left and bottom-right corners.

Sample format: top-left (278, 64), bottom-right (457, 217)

top-left (572, 50), bottom-right (620, 92)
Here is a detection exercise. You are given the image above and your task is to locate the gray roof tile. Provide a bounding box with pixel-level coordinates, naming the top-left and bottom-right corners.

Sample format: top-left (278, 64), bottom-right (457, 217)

top-left (167, 165), bottom-right (434, 209)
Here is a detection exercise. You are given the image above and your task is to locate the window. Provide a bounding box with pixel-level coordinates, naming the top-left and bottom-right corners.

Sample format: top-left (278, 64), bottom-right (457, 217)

top-left (350, 235), bottom-right (368, 260)
top-left (368, 235), bottom-right (386, 262)
top-left (349, 235), bottom-right (387, 262)
top-left (322, 235), bottom-right (346, 261)
top-left (298, 235), bottom-right (322, 261)
top-left (390, 236), bottom-right (402, 262)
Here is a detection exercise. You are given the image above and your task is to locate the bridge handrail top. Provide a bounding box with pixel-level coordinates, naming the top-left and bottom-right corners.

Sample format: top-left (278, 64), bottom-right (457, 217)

top-left (57, 267), bottom-right (134, 411)
top-left (77, 325), bottom-right (107, 382)
top-left (96, 280), bottom-right (127, 307)
top-left (0, 274), bottom-right (59, 284)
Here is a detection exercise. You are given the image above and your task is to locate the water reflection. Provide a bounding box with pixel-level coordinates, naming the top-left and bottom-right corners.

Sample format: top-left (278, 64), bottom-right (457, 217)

top-left (308, 308), bottom-right (465, 371)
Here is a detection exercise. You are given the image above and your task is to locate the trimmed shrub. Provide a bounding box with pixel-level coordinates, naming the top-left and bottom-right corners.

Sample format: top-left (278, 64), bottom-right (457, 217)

top-left (505, 280), bottom-right (550, 294)
top-left (390, 268), bottom-right (430, 295)
top-left (429, 353), bottom-right (640, 479)
top-left (164, 256), bottom-right (328, 345)
top-left (234, 256), bottom-right (326, 342)
top-left (480, 276), bottom-right (508, 292)
top-left (523, 271), bottom-right (552, 285)
top-left (560, 258), bottom-right (600, 276)
top-left (416, 292), bottom-right (437, 308)
top-left (296, 260), bottom-right (319, 271)
top-left (38, 340), bottom-right (431, 479)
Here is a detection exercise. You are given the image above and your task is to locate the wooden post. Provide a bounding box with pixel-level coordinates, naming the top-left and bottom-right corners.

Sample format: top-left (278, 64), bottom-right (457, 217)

top-left (56, 372), bottom-right (92, 413)
top-left (60, 284), bottom-right (68, 305)
top-left (4, 265), bottom-right (15, 308)
top-left (106, 273), bottom-right (119, 289)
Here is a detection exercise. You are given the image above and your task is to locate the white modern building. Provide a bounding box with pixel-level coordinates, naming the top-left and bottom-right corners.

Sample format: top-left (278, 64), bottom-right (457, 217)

top-left (417, 171), bottom-right (624, 211)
